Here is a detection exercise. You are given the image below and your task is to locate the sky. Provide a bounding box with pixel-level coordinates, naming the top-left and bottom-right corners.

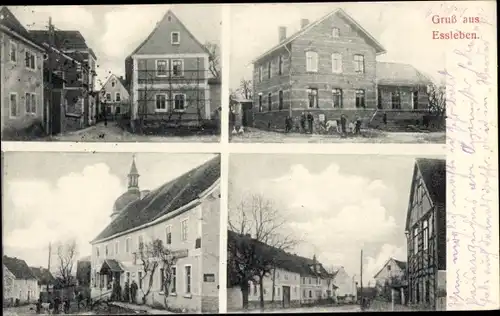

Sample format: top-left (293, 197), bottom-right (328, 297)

top-left (229, 154), bottom-right (444, 286)
top-left (229, 2), bottom-right (454, 91)
top-left (2, 152), bottom-right (216, 273)
top-left (9, 4), bottom-right (221, 89)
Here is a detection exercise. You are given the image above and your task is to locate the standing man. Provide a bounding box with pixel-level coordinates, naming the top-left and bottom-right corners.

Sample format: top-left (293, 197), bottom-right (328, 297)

top-left (340, 114), bottom-right (347, 136)
top-left (130, 280), bottom-right (138, 304)
top-left (307, 112), bottom-right (314, 134)
top-left (300, 112), bottom-right (306, 133)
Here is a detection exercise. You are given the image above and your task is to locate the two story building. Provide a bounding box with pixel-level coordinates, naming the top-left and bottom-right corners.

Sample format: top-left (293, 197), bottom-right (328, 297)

top-left (405, 158), bottom-right (446, 310)
top-left (227, 231), bottom-right (336, 311)
top-left (0, 6), bottom-right (45, 138)
top-left (90, 154), bottom-right (220, 313)
top-left (99, 74), bottom-right (130, 119)
top-left (331, 266), bottom-right (356, 301)
top-left (30, 266), bottom-right (55, 294)
top-left (125, 10), bottom-right (218, 131)
top-left (3, 256), bottom-right (39, 305)
top-left (31, 29), bottom-right (98, 129)
top-left (251, 8), bottom-right (432, 132)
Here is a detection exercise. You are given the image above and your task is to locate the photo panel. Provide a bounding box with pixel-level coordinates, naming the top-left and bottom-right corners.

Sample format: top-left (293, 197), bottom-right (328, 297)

top-left (227, 153), bottom-right (446, 312)
top-left (2, 151), bottom-right (221, 313)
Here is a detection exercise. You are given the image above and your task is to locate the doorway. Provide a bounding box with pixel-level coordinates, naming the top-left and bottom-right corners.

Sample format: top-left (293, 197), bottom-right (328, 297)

top-left (282, 286), bottom-right (291, 308)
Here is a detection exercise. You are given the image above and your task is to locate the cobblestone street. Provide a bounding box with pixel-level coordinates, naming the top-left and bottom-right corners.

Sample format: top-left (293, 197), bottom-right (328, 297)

top-left (230, 128), bottom-right (446, 144)
top-left (49, 122), bottom-right (220, 143)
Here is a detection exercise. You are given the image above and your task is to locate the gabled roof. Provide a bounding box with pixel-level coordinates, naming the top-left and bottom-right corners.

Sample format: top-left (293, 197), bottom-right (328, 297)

top-left (373, 258), bottom-right (407, 279)
top-left (100, 74), bottom-right (129, 93)
top-left (3, 255), bottom-right (37, 280)
top-left (30, 267), bottom-right (56, 285)
top-left (405, 158), bottom-right (446, 231)
top-left (30, 30), bottom-right (88, 50)
top-left (0, 6), bottom-right (44, 51)
top-left (92, 155), bottom-right (220, 243)
top-left (252, 8), bottom-right (386, 63)
top-left (377, 62), bottom-right (433, 86)
top-left (227, 230), bottom-right (332, 284)
top-left (128, 9), bottom-right (210, 57)
top-left (0, 6), bottom-right (31, 39)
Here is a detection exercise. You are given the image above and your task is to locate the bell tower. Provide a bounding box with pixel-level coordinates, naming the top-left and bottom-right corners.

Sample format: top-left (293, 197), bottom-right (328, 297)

top-left (128, 154), bottom-right (140, 192)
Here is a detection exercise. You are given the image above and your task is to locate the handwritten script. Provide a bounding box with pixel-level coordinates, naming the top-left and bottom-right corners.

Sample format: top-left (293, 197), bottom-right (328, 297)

top-left (442, 4), bottom-right (499, 311)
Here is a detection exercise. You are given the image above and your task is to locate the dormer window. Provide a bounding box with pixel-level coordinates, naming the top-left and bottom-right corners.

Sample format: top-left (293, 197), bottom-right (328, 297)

top-left (171, 32), bottom-right (180, 45)
top-left (332, 27), bottom-right (340, 38)
top-left (111, 81), bottom-right (115, 87)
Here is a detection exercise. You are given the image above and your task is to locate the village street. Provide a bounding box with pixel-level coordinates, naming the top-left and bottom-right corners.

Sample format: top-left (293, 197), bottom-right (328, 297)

top-left (232, 304), bottom-right (362, 313)
top-left (48, 122), bottom-right (220, 143)
top-left (230, 128), bottom-right (446, 144)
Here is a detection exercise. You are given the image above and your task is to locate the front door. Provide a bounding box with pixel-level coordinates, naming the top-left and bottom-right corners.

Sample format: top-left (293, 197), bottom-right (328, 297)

top-left (282, 286), bottom-right (291, 308)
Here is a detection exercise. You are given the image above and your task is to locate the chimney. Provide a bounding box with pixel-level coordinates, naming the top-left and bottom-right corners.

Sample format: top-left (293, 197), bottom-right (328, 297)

top-left (278, 26), bottom-right (287, 43)
top-left (301, 18), bottom-right (310, 29)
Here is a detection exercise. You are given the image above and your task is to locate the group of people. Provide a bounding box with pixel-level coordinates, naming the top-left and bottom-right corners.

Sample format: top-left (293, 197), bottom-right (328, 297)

top-left (112, 279), bottom-right (139, 304)
top-left (35, 291), bottom-right (86, 314)
top-left (284, 113), bottom-right (363, 136)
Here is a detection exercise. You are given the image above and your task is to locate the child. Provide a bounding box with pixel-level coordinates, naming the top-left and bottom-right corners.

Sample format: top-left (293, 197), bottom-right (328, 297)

top-left (348, 121), bottom-right (355, 134)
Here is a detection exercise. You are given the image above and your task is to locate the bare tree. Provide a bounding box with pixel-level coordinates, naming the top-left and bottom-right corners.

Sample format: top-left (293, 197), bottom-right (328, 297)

top-left (154, 239), bottom-right (178, 309)
top-left (204, 42), bottom-right (220, 79)
top-left (427, 83), bottom-right (446, 116)
top-left (56, 239), bottom-right (78, 287)
top-left (239, 79), bottom-right (252, 100)
top-left (228, 194), bottom-right (299, 310)
top-left (136, 241), bottom-right (159, 304)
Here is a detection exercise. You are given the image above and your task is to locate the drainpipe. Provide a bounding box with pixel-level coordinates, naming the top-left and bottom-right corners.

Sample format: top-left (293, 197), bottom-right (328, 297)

top-left (283, 44), bottom-right (293, 117)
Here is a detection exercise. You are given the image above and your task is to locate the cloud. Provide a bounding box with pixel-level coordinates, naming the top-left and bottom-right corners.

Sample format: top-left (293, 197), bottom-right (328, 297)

top-left (4, 163), bottom-right (123, 267)
top-left (238, 163), bottom-right (400, 277)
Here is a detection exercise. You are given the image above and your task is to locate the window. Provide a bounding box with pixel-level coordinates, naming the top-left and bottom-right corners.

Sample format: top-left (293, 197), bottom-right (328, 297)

top-left (278, 55), bottom-right (283, 75)
top-left (278, 90), bottom-right (284, 110)
top-left (138, 235), bottom-right (144, 250)
top-left (96, 247), bottom-right (100, 258)
top-left (332, 89), bottom-right (342, 108)
top-left (171, 267), bottom-right (177, 293)
top-left (377, 90), bottom-right (382, 109)
top-left (423, 220), bottom-right (429, 250)
top-left (155, 94), bottom-right (167, 111)
top-left (387, 265), bottom-right (391, 271)
top-left (254, 283), bottom-right (258, 295)
top-left (171, 32), bottom-right (180, 44)
top-left (106, 93), bottom-right (111, 102)
top-left (332, 27), bottom-right (340, 38)
top-left (354, 55), bottom-right (365, 73)
top-left (412, 91), bottom-right (419, 109)
top-left (116, 106), bottom-right (121, 114)
top-left (277, 287), bottom-right (280, 296)
top-left (355, 89), bottom-right (365, 108)
top-left (258, 66), bottom-right (263, 82)
top-left (115, 93), bottom-right (121, 102)
top-left (115, 241), bottom-right (119, 255)
top-left (331, 53), bottom-right (342, 73)
top-left (156, 60), bottom-right (168, 77)
top-left (267, 93), bottom-right (272, 111)
top-left (9, 41), bottom-right (17, 63)
top-left (165, 226), bottom-right (172, 245)
top-left (138, 272), bottom-right (142, 289)
top-left (184, 265), bottom-right (192, 294)
top-left (25, 93), bottom-right (31, 114)
top-left (307, 88), bottom-right (318, 108)
top-left (159, 268), bottom-right (164, 290)
top-left (309, 290), bottom-right (312, 298)
top-left (173, 94), bottom-right (186, 111)
top-left (413, 227), bottom-right (419, 254)
top-left (111, 81), bottom-right (115, 87)
top-left (126, 272), bottom-right (130, 283)
top-left (105, 245), bottom-right (109, 256)
top-left (126, 238), bottom-right (130, 253)
top-left (181, 219), bottom-right (188, 241)
top-left (391, 91), bottom-right (401, 109)
top-left (25, 50), bottom-right (36, 70)
top-left (303, 289), bottom-right (306, 297)
top-left (258, 94), bottom-right (263, 112)
top-left (171, 59), bottom-right (184, 77)
top-left (267, 61), bottom-right (272, 79)
top-left (306, 51), bottom-right (318, 72)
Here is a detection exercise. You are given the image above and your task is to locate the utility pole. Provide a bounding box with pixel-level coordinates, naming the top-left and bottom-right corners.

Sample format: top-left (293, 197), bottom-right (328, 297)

top-left (47, 242), bottom-right (52, 293)
top-left (47, 17), bottom-right (54, 136)
top-left (360, 249), bottom-right (364, 311)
